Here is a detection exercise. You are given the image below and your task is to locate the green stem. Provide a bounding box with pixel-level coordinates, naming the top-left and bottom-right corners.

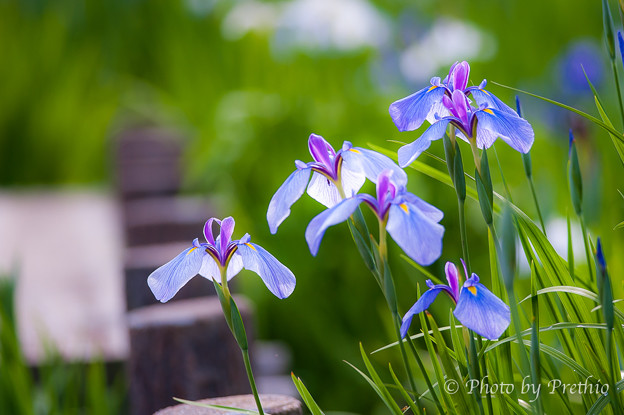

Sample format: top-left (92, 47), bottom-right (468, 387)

top-left (242, 349), bottom-right (265, 415)
top-left (579, 215), bottom-right (595, 283)
top-left (457, 199), bottom-right (471, 274)
top-left (528, 177), bottom-right (546, 234)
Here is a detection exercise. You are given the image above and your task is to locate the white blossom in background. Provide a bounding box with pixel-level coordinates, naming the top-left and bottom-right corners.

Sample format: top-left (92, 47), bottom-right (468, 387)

top-left (399, 18), bottom-right (496, 84)
top-left (221, 1), bottom-right (282, 41)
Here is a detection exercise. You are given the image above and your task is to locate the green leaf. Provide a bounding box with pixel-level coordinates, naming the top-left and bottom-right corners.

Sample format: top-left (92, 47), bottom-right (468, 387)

top-left (229, 297), bottom-right (248, 350)
top-left (388, 364), bottom-right (421, 415)
top-left (173, 398), bottom-right (260, 414)
top-left (291, 373), bottom-right (326, 415)
top-left (586, 379), bottom-right (624, 414)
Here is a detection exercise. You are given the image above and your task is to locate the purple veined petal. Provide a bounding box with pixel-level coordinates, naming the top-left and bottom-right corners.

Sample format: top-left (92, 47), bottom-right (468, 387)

top-left (203, 218), bottom-right (220, 246)
top-left (226, 251), bottom-right (244, 280)
top-left (305, 197), bottom-right (364, 256)
top-left (267, 167), bottom-right (312, 234)
top-left (469, 88), bottom-right (518, 116)
top-left (397, 119), bottom-right (451, 167)
top-left (220, 216), bottom-right (236, 256)
top-left (454, 276), bottom-right (511, 340)
top-left (340, 145), bottom-right (408, 187)
top-left (306, 172), bottom-right (342, 208)
top-left (308, 134), bottom-right (335, 167)
top-left (400, 285), bottom-right (447, 338)
top-left (449, 61), bottom-right (470, 91)
top-left (199, 254), bottom-right (220, 281)
top-left (389, 85), bottom-right (447, 132)
top-left (445, 262), bottom-right (460, 302)
top-left (236, 242), bottom-right (296, 299)
top-left (401, 193), bottom-right (444, 222)
top-left (147, 245), bottom-right (205, 303)
top-left (340, 164), bottom-right (366, 198)
top-left (451, 89), bottom-right (470, 125)
top-left (475, 108), bottom-right (534, 153)
top-left (386, 201), bottom-right (444, 266)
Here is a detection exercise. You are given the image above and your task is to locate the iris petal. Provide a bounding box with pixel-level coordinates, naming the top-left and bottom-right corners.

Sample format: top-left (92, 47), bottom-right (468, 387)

top-left (237, 242), bottom-right (296, 299)
top-left (386, 201), bottom-right (444, 266)
top-left (469, 88), bottom-right (518, 116)
top-left (389, 85), bottom-right (447, 132)
top-left (475, 109), bottom-right (534, 153)
top-left (199, 254), bottom-right (220, 281)
top-left (340, 146), bottom-right (407, 187)
top-left (147, 246), bottom-right (205, 303)
top-left (340, 164), bottom-right (366, 198)
top-left (220, 216), bottom-right (236, 255)
top-left (400, 287), bottom-right (446, 338)
top-left (398, 119), bottom-right (451, 167)
top-left (305, 197), bottom-right (364, 256)
top-left (306, 172), bottom-right (342, 208)
top-left (267, 167), bottom-right (312, 234)
top-left (402, 193), bottom-right (444, 222)
top-left (454, 281), bottom-right (511, 340)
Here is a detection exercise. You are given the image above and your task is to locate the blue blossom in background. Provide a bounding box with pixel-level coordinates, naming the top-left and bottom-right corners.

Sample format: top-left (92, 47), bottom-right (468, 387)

top-left (305, 169), bottom-right (444, 266)
top-left (148, 216), bottom-right (296, 301)
top-left (267, 133), bottom-right (407, 233)
top-left (400, 260), bottom-right (510, 340)
top-left (389, 61), bottom-right (534, 167)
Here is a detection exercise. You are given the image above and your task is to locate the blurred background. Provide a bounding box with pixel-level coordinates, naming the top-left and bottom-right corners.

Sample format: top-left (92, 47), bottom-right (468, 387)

top-left (1, 0), bottom-right (623, 414)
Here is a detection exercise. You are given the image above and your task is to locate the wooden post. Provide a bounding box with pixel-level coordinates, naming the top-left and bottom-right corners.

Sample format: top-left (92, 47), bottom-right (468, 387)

top-left (128, 297), bottom-right (253, 415)
top-left (153, 394), bottom-right (302, 415)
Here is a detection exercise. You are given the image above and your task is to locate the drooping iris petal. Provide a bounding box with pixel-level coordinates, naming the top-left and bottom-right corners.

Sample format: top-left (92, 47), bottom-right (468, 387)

top-left (220, 216), bottom-right (236, 255)
top-left (340, 145), bottom-right (408, 187)
top-left (389, 85), bottom-right (447, 132)
top-left (199, 254), bottom-right (220, 281)
top-left (400, 285), bottom-right (449, 338)
top-left (306, 172), bottom-right (342, 208)
top-left (305, 197), bottom-right (364, 256)
top-left (402, 193), bottom-right (444, 222)
top-left (386, 201), bottom-right (444, 266)
top-left (226, 251), bottom-right (244, 280)
top-left (454, 278), bottom-right (511, 340)
top-left (469, 88), bottom-right (518, 116)
top-left (475, 108), bottom-right (534, 153)
top-left (340, 164), bottom-right (366, 198)
top-left (398, 119), bottom-right (451, 167)
top-left (147, 245), bottom-right (205, 303)
top-left (267, 167), bottom-right (312, 234)
top-left (236, 242), bottom-right (296, 299)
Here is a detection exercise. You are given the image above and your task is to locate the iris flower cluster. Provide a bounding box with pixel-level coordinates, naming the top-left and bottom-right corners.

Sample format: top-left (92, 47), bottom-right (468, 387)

top-left (389, 61), bottom-right (535, 167)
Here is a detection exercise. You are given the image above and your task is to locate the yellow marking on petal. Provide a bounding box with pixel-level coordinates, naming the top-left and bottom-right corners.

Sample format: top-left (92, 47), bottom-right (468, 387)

top-left (428, 85), bottom-right (438, 92)
top-left (482, 89), bottom-right (491, 96)
top-left (399, 203), bottom-right (409, 214)
top-left (483, 108), bottom-right (494, 115)
top-left (349, 148), bottom-right (361, 154)
top-left (245, 243), bottom-right (257, 251)
top-left (467, 286), bottom-right (477, 295)
top-left (187, 247), bottom-right (197, 255)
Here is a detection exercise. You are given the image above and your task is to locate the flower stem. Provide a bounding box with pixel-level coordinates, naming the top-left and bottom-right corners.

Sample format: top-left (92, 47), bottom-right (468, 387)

top-left (611, 59), bottom-right (624, 129)
top-left (579, 215), bottom-right (595, 283)
top-left (528, 177), bottom-right (546, 234)
top-left (457, 198), bottom-right (471, 274)
top-left (242, 348), bottom-right (265, 415)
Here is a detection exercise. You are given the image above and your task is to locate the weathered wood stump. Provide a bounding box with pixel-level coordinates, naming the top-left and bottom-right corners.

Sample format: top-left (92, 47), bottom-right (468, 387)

top-left (154, 394), bottom-right (302, 415)
top-left (124, 243), bottom-right (214, 310)
top-left (128, 297), bottom-right (254, 415)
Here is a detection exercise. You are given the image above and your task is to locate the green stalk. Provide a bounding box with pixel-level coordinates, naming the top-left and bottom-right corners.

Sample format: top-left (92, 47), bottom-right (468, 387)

top-left (611, 56), bottom-right (624, 129)
top-left (579, 215), bottom-right (595, 283)
top-left (242, 349), bottom-right (264, 415)
top-left (528, 177), bottom-right (546, 234)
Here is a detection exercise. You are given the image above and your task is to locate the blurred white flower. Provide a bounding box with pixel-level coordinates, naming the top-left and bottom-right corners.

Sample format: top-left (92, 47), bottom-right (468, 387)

top-left (222, 1), bottom-right (282, 40)
top-left (399, 18), bottom-right (496, 83)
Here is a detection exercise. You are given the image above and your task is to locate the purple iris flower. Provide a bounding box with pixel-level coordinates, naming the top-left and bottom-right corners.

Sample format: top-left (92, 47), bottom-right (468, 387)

top-left (148, 216), bottom-right (296, 302)
top-left (267, 133), bottom-right (407, 233)
top-left (305, 170), bottom-right (444, 266)
top-left (389, 61), bottom-right (535, 167)
top-left (400, 260), bottom-right (510, 340)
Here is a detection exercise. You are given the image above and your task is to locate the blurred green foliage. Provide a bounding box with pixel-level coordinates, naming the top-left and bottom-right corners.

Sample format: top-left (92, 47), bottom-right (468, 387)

top-left (1, 0), bottom-right (624, 413)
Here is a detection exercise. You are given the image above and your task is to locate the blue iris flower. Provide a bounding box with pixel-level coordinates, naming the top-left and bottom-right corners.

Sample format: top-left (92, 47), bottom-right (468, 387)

top-left (148, 216), bottom-right (296, 301)
top-left (389, 61), bottom-right (535, 167)
top-left (305, 169), bottom-right (444, 266)
top-left (401, 260), bottom-right (510, 340)
top-left (267, 133), bottom-right (407, 234)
